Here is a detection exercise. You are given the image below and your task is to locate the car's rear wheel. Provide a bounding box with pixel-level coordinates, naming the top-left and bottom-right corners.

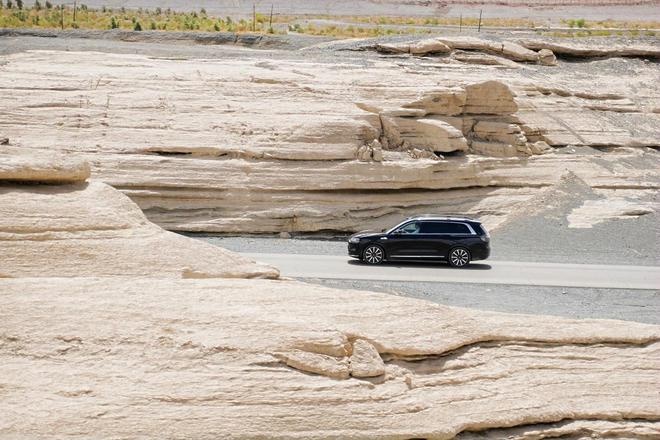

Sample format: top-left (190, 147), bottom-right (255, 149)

top-left (363, 244), bottom-right (385, 265)
top-left (448, 247), bottom-right (470, 268)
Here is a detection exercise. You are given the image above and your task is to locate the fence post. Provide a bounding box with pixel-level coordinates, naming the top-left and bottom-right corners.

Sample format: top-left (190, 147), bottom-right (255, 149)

top-left (253, 3), bottom-right (256, 32)
top-left (478, 9), bottom-right (482, 32)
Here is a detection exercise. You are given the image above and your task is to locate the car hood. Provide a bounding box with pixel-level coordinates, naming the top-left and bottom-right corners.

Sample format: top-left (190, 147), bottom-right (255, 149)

top-left (349, 230), bottom-right (384, 240)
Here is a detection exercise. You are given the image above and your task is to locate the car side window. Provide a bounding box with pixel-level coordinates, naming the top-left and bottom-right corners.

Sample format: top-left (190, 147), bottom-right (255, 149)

top-left (422, 221), bottom-right (471, 234)
top-left (397, 222), bottom-right (420, 234)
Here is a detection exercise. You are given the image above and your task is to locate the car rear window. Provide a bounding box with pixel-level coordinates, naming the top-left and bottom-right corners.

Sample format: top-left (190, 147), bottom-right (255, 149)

top-left (420, 222), bottom-right (471, 234)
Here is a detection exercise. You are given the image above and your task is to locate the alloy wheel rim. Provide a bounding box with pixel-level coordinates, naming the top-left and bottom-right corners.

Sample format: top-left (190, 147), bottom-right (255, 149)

top-left (450, 249), bottom-right (469, 266)
top-left (365, 246), bottom-right (383, 264)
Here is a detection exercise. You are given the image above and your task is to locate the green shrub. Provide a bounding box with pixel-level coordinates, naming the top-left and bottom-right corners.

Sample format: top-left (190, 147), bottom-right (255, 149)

top-left (133, 20), bottom-right (142, 31)
top-left (110, 16), bottom-right (118, 29)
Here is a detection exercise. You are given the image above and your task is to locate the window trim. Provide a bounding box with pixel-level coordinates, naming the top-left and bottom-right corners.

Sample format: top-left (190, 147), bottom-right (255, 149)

top-left (390, 220), bottom-right (477, 235)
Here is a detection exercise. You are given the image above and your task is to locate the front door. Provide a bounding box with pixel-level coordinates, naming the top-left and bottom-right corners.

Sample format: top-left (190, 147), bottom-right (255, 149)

top-left (386, 221), bottom-right (437, 259)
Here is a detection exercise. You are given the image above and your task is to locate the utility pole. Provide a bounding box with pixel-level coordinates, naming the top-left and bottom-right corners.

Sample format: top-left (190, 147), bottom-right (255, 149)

top-left (252, 3), bottom-right (256, 32)
top-left (60, 4), bottom-right (64, 30)
top-left (73, 0), bottom-right (76, 24)
top-left (478, 9), bottom-right (482, 32)
top-left (459, 14), bottom-right (462, 33)
top-left (269, 4), bottom-right (273, 31)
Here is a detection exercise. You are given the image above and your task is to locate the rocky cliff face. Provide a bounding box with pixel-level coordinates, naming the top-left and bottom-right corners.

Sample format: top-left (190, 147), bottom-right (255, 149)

top-left (0, 40), bottom-right (657, 234)
top-left (1, 152), bottom-right (659, 438)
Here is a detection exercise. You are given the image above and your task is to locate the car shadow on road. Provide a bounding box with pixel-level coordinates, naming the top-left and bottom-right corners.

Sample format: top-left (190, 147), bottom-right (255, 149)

top-left (346, 260), bottom-right (492, 270)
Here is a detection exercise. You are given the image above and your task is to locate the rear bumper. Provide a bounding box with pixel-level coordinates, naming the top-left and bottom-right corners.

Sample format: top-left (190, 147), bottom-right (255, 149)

top-left (471, 243), bottom-right (490, 261)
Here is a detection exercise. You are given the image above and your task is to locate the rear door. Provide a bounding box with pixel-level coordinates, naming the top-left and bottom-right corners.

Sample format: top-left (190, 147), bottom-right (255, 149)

top-left (419, 221), bottom-right (454, 258)
top-left (429, 221), bottom-right (474, 258)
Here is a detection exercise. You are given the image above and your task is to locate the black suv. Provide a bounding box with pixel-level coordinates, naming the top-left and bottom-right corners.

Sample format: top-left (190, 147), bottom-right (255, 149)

top-left (347, 215), bottom-right (490, 267)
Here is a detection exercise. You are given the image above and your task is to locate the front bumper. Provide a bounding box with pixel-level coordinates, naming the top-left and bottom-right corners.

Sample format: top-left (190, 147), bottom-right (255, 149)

top-left (348, 242), bottom-right (361, 258)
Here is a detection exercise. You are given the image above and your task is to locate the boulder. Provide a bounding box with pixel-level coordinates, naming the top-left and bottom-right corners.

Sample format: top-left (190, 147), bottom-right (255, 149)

top-left (538, 48), bottom-right (558, 66)
top-left (464, 81), bottom-right (518, 115)
top-left (349, 339), bottom-right (386, 378)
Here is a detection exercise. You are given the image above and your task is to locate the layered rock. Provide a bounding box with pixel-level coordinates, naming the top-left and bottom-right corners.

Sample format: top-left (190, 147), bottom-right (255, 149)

top-left (519, 39), bottom-right (660, 60)
top-left (1, 153), bottom-right (659, 438)
top-left (0, 48), bottom-right (657, 233)
top-left (0, 150), bottom-right (278, 279)
top-left (3, 276), bottom-right (659, 439)
top-left (376, 36), bottom-right (547, 65)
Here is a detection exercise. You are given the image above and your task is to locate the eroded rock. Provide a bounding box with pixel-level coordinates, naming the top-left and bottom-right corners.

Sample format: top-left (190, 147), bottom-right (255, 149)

top-left (349, 339), bottom-right (386, 378)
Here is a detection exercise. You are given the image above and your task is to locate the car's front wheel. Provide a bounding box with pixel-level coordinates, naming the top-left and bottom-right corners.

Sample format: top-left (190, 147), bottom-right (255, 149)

top-left (448, 247), bottom-right (471, 268)
top-left (362, 244), bottom-right (385, 265)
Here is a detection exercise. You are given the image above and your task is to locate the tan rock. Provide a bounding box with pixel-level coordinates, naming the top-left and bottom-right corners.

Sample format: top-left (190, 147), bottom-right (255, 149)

top-left (1, 276), bottom-right (659, 439)
top-left (1, 50), bottom-right (657, 234)
top-left (529, 140), bottom-right (552, 155)
top-left (381, 115), bottom-right (468, 152)
top-left (374, 42), bottom-right (410, 54)
top-left (519, 39), bottom-right (660, 60)
top-left (276, 350), bottom-right (351, 379)
top-left (538, 48), bottom-right (557, 66)
top-left (402, 87), bottom-right (466, 116)
top-left (1, 177), bottom-right (659, 438)
top-left (0, 146), bottom-right (90, 183)
top-left (409, 39), bottom-right (451, 55)
top-left (0, 179), bottom-right (278, 279)
top-left (470, 140), bottom-right (518, 157)
top-left (465, 81), bottom-right (518, 115)
top-left (349, 339), bottom-right (386, 378)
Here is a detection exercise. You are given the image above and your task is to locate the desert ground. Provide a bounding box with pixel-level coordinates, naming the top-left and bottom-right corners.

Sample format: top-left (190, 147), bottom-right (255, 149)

top-left (1, 3), bottom-right (659, 438)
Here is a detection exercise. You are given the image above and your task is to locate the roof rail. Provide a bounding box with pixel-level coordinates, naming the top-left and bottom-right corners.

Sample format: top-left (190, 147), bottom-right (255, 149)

top-left (408, 213), bottom-right (479, 221)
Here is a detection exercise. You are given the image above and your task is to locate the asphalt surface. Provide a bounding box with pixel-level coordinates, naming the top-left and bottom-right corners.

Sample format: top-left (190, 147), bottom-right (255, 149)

top-left (241, 252), bottom-right (660, 290)
top-left (310, 279), bottom-right (660, 325)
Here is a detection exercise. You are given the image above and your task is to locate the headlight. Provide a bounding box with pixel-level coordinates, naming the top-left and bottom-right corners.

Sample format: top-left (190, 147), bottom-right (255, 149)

top-left (348, 237), bottom-right (360, 243)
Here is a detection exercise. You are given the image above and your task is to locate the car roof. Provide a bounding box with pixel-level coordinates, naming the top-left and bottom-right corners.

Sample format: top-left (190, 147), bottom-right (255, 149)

top-left (405, 214), bottom-right (480, 223)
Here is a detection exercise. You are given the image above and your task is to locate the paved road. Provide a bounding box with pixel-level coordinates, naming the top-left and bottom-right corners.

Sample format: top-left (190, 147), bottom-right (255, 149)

top-left (243, 253), bottom-right (660, 290)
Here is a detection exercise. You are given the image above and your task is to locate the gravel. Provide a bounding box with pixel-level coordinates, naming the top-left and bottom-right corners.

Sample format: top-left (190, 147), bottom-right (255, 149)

top-left (302, 278), bottom-right (660, 325)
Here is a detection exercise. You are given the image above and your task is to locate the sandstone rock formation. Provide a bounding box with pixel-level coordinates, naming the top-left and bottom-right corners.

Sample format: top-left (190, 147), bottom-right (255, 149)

top-left (0, 46), bottom-right (658, 233)
top-left (1, 150), bottom-right (659, 439)
top-left (376, 36), bottom-right (545, 64)
top-left (519, 39), bottom-right (660, 60)
top-left (0, 149), bottom-right (278, 279)
top-left (3, 276), bottom-right (659, 439)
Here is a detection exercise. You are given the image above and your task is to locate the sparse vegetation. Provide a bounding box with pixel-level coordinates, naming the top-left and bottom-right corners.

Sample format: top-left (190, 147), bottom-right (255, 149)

top-left (0, 4), bottom-right (279, 32)
top-left (0, 5), bottom-right (658, 37)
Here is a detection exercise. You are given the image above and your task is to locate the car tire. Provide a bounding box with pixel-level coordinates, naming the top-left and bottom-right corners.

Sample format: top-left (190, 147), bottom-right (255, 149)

top-left (448, 247), bottom-right (471, 268)
top-left (362, 244), bottom-right (385, 265)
